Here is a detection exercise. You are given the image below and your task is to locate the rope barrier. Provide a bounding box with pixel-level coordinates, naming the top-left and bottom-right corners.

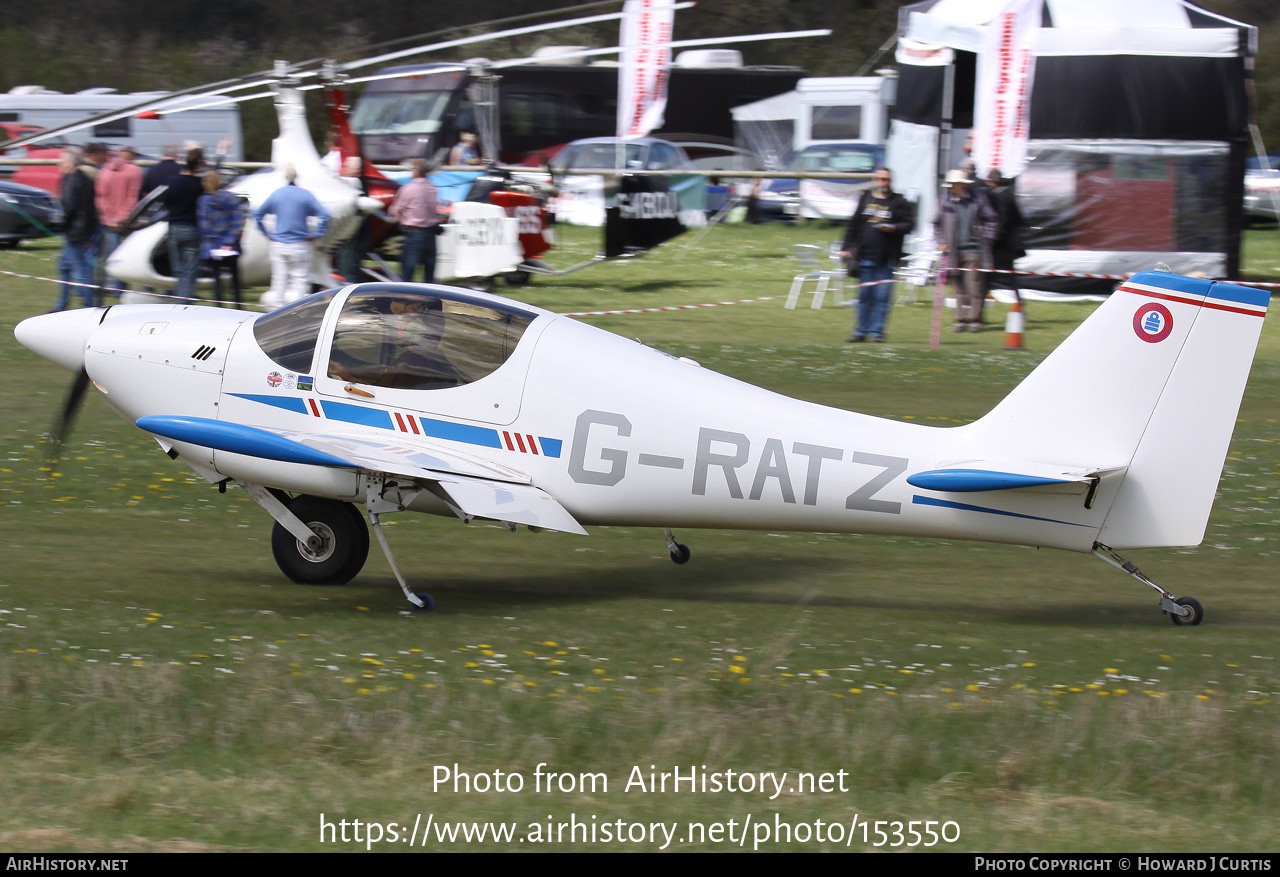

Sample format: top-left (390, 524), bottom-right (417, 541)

top-left (3, 262), bottom-right (1276, 321)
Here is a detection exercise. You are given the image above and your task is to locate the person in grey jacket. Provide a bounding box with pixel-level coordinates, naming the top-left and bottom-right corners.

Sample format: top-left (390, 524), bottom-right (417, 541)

top-left (933, 169), bottom-right (998, 332)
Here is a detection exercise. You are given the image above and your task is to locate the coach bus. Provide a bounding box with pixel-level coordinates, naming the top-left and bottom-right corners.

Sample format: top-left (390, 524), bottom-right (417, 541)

top-left (350, 51), bottom-right (804, 167)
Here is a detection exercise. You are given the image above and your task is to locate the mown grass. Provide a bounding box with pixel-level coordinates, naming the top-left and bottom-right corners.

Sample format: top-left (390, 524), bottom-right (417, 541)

top-left (1, 224), bottom-right (1279, 851)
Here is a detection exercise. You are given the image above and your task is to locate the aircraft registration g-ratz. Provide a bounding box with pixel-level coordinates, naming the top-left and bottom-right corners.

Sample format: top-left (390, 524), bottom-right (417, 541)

top-left (13, 269), bottom-right (1269, 622)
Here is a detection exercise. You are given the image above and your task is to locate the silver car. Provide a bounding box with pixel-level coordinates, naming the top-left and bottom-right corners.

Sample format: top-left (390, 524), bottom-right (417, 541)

top-left (1243, 168), bottom-right (1280, 221)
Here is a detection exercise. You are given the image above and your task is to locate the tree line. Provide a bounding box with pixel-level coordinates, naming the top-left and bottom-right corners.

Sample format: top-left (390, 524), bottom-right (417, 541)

top-left (0, 0), bottom-right (1274, 160)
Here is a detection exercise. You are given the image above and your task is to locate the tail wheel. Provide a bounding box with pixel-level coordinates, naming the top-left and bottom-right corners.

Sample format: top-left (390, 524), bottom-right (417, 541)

top-left (270, 496), bottom-right (369, 584)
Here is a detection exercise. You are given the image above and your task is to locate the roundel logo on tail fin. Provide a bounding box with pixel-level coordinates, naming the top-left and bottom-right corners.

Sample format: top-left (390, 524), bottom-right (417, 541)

top-left (1133, 303), bottom-right (1174, 343)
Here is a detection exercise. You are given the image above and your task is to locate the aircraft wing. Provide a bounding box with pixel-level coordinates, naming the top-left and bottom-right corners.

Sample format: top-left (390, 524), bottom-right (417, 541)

top-left (135, 415), bottom-right (586, 535)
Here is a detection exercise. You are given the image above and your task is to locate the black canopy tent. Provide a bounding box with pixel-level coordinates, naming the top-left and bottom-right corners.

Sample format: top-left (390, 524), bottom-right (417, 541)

top-left (886, 0), bottom-right (1256, 294)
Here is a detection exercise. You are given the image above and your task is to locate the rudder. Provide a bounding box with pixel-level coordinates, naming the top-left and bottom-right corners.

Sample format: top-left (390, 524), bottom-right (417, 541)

top-left (1099, 273), bottom-right (1269, 548)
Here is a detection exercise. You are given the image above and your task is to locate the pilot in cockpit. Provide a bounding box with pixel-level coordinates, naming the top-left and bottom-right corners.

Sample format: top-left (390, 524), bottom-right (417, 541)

top-left (328, 294), bottom-right (463, 390)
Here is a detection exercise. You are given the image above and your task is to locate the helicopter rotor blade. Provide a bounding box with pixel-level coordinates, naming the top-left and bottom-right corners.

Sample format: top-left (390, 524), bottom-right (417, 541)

top-left (0, 1), bottom-right (634, 152)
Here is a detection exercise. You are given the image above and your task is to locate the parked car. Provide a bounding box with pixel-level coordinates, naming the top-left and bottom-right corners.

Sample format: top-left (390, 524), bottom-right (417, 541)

top-left (0, 179), bottom-right (63, 246)
top-left (548, 137), bottom-right (707, 226)
top-left (1244, 167), bottom-right (1280, 222)
top-left (549, 136), bottom-right (695, 174)
top-left (755, 142), bottom-right (884, 222)
top-left (1, 122), bottom-right (67, 195)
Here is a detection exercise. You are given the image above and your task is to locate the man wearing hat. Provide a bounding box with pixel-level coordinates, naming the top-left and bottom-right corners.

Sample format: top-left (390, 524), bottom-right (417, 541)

top-left (933, 168), bottom-right (998, 332)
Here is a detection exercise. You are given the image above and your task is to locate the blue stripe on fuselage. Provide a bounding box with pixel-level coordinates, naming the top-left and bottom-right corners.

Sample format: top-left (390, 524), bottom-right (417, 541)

top-left (912, 495), bottom-right (1090, 527)
top-left (229, 393), bottom-right (308, 414)
top-left (417, 416), bottom-right (502, 448)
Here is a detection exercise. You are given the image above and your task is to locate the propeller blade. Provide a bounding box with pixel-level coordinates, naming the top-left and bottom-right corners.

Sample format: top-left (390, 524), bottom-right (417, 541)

top-left (49, 368), bottom-right (92, 459)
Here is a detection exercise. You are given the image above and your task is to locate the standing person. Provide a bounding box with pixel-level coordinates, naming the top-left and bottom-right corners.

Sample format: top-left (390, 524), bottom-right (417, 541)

top-left (52, 150), bottom-right (100, 311)
top-left (197, 171), bottom-right (246, 307)
top-left (984, 170), bottom-right (1025, 294)
top-left (337, 156), bottom-right (368, 283)
top-left (389, 159), bottom-right (442, 283)
top-left (254, 165), bottom-right (330, 305)
top-left (838, 167), bottom-right (914, 343)
top-left (933, 169), bottom-right (998, 333)
top-left (160, 149), bottom-right (206, 301)
top-left (141, 144), bottom-right (181, 197)
top-left (81, 142), bottom-right (109, 172)
top-left (95, 145), bottom-right (143, 294)
top-left (320, 136), bottom-right (342, 174)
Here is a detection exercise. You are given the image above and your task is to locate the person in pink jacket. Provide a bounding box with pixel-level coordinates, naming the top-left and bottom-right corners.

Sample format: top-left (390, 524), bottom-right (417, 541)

top-left (95, 146), bottom-right (143, 293)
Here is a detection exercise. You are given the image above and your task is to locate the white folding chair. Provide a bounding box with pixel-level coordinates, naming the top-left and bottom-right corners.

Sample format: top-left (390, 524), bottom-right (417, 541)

top-left (785, 244), bottom-right (847, 309)
top-left (894, 237), bottom-right (942, 305)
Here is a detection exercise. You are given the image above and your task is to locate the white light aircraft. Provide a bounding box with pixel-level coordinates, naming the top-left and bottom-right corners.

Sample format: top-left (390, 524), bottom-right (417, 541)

top-left (14, 269), bottom-right (1269, 622)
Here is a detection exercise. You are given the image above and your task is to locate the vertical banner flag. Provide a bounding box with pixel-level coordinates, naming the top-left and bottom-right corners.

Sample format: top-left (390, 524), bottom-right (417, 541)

top-left (973, 0), bottom-right (1042, 179)
top-left (617, 0), bottom-right (677, 140)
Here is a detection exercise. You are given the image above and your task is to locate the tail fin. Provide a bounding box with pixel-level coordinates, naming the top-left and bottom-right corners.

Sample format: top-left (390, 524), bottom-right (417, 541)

top-left (967, 270), bottom-right (1269, 549)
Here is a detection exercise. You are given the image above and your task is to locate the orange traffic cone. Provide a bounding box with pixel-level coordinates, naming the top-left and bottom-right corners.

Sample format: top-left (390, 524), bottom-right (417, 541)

top-left (1003, 299), bottom-right (1025, 350)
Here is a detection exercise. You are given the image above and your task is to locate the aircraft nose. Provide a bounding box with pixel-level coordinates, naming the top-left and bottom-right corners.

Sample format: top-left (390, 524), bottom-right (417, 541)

top-left (13, 307), bottom-right (106, 373)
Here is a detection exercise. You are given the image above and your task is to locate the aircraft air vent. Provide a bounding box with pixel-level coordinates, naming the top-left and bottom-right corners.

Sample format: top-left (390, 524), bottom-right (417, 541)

top-left (192, 345), bottom-right (217, 361)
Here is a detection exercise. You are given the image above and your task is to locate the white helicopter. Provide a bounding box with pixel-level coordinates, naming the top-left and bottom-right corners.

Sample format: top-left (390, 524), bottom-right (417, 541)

top-left (14, 268), bottom-right (1269, 621)
top-left (105, 73), bottom-right (523, 302)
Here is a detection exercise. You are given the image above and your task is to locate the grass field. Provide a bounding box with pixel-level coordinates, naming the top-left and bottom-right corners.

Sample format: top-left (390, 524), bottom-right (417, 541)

top-left (2, 223), bottom-right (1279, 852)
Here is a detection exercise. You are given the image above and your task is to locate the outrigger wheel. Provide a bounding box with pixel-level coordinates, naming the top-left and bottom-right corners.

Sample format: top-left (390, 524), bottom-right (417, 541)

top-left (1170, 596), bottom-right (1204, 627)
top-left (271, 496), bottom-right (370, 585)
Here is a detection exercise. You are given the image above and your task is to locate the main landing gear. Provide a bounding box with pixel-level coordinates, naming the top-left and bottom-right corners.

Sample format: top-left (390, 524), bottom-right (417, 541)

top-left (269, 495), bottom-right (369, 585)
top-left (1093, 543), bottom-right (1204, 626)
top-left (241, 479), bottom-right (435, 611)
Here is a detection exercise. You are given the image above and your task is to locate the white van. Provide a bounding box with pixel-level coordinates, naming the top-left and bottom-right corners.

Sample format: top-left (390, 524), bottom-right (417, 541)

top-left (0, 87), bottom-right (243, 160)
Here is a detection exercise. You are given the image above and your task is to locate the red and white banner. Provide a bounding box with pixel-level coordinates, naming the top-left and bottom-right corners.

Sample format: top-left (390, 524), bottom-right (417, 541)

top-left (972, 0), bottom-right (1042, 179)
top-left (617, 0), bottom-right (677, 139)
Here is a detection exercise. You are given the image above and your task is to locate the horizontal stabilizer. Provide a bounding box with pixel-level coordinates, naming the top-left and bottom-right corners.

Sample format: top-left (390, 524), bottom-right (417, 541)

top-left (908, 461), bottom-right (1118, 495)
